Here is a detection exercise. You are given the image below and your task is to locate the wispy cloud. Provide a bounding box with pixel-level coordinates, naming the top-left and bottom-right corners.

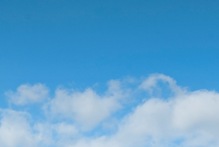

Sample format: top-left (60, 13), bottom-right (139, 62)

top-left (1, 74), bottom-right (219, 147)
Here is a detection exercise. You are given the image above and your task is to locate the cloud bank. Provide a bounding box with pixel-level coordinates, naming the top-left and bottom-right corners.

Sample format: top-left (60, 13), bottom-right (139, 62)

top-left (1, 74), bottom-right (219, 147)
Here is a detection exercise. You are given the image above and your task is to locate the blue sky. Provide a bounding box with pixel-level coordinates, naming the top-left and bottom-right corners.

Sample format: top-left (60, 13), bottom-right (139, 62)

top-left (1, 0), bottom-right (219, 146)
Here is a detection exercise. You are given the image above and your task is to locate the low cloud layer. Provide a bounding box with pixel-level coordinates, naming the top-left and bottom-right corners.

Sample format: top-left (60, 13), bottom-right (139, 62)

top-left (1, 74), bottom-right (219, 147)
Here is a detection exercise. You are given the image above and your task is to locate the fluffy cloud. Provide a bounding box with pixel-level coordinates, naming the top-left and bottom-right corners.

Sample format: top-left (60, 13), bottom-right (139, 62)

top-left (1, 74), bottom-right (219, 147)
top-left (5, 84), bottom-right (49, 105)
top-left (45, 80), bottom-right (125, 130)
top-left (0, 109), bottom-right (36, 147)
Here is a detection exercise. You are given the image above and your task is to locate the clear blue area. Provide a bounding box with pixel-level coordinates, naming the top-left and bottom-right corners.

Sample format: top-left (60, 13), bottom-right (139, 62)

top-left (1, 0), bottom-right (219, 100)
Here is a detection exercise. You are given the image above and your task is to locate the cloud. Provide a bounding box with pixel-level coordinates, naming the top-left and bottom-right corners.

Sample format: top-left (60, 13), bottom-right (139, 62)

top-left (1, 74), bottom-right (219, 147)
top-left (46, 80), bottom-right (125, 130)
top-left (5, 84), bottom-right (49, 105)
top-left (0, 109), bottom-right (36, 147)
top-left (70, 90), bottom-right (219, 147)
top-left (139, 73), bottom-right (185, 96)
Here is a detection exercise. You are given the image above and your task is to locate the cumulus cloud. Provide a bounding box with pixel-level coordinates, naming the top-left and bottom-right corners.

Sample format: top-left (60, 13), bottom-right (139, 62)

top-left (5, 84), bottom-right (49, 105)
top-left (46, 86), bottom-right (122, 130)
top-left (0, 109), bottom-right (36, 147)
top-left (1, 74), bottom-right (219, 147)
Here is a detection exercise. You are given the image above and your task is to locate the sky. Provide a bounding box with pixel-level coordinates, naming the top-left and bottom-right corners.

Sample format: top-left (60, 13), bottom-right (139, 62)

top-left (1, 0), bottom-right (219, 146)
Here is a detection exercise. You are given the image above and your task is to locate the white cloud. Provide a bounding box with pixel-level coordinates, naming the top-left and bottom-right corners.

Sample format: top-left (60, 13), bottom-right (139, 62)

top-left (173, 90), bottom-right (219, 133)
top-left (0, 109), bottom-right (37, 147)
top-left (53, 122), bottom-right (78, 137)
top-left (140, 73), bottom-right (185, 96)
top-left (6, 84), bottom-right (49, 105)
top-left (46, 86), bottom-right (122, 130)
top-left (69, 90), bottom-right (219, 147)
top-left (1, 74), bottom-right (219, 147)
